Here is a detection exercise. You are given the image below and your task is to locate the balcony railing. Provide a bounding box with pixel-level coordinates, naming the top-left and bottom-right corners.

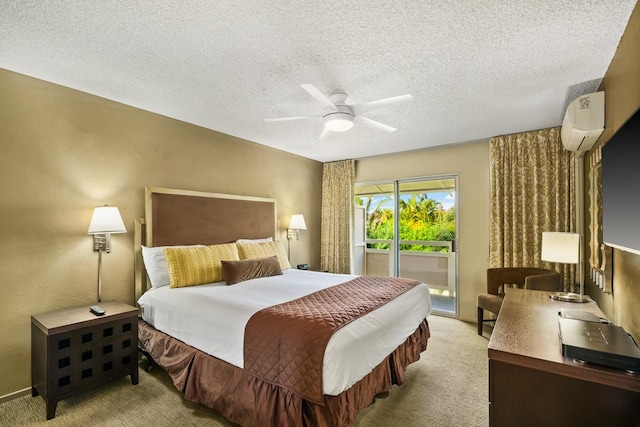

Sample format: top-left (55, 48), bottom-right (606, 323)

top-left (359, 239), bottom-right (456, 294)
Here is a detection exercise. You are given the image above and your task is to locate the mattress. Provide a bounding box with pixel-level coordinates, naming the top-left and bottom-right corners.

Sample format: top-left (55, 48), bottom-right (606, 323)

top-left (138, 269), bottom-right (432, 395)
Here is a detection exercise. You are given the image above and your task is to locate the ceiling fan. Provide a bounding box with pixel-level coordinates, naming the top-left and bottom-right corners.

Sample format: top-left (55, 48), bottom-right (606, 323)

top-left (264, 84), bottom-right (414, 140)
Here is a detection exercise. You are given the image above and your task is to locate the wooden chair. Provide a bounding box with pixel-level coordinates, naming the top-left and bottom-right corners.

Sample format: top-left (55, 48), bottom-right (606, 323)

top-left (477, 267), bottom-right (561, 335)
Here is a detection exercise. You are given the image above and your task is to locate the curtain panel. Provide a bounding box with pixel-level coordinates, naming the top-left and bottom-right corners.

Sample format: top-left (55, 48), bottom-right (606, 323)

top-left (320, 159), bottom-right (355, 274)
top-left (587, 149), bottom-right (602, 271)
top-left (489, 127), bottom-right (576, 290)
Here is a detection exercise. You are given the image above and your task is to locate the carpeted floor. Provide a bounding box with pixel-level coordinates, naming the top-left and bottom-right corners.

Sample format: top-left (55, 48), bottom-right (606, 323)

top-left (0, 315), bottom-right (489, 427)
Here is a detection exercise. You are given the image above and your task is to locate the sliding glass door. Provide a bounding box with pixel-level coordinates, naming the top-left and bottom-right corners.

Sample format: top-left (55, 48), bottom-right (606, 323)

top-left (355, 176), bottom-right (458, 316)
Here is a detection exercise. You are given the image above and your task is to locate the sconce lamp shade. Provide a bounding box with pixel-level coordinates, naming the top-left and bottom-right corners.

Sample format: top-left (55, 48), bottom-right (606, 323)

top-left (287, 214), bottom-right (306, 258)
top-left (288, 214), bottom-right (307, 230)
top-left (541, 232), bottom-right (579, 264)
top-left (88, 206), bottom-right (127, 234)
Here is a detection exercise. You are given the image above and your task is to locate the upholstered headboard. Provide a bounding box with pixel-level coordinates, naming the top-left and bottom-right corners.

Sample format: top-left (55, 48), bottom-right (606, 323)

top-left (134, 186), bottom-right (277, 301)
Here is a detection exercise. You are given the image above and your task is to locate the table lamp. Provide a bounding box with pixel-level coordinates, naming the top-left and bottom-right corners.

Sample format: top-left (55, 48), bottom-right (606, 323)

top-left (541, 231), bottom-right (588, 303)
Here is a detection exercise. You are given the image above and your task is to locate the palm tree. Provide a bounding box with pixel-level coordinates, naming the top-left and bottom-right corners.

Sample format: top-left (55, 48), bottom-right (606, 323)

top-left (399, 194), bottom-right (444, 228)
top-left (359, 193), bottom-right (455, 251)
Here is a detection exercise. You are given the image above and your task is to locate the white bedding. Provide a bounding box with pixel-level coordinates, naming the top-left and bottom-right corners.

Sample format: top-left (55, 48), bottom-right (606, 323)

top-left (138, 269), bottom-right (432, 395)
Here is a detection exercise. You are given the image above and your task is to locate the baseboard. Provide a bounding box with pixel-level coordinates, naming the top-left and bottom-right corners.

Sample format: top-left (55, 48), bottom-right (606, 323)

top-left (0, 387), bottom-right (31, 404)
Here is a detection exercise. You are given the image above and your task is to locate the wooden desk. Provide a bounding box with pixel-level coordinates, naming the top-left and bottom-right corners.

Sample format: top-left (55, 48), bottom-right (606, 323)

top-left (488, 289), bottom-right (640, 427)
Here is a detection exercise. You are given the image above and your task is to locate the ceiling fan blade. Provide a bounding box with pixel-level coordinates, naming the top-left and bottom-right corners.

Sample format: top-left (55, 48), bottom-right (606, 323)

top-left (301, 84), bottom-right (338, 111)
top-left (355, 116), bottom-right (397, 133)
top-left (264, 116), bottom-right (320, 122)
top-left (319, 127), bottom-right (332, 140)
top-left (351, 94), bottom-right (414, 116)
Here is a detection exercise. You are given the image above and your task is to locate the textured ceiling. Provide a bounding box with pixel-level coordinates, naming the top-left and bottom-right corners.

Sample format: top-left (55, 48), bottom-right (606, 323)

top-left (1, 1), bottom-right (636, 162)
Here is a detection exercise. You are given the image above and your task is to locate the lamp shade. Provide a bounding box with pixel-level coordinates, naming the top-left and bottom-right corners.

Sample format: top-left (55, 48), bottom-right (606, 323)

top-left (288, 214), bottom-right (307, 230)
top-left (88, 206), bottom-right (127, 234)
top-left (541, 232), bottom-right (579, 264)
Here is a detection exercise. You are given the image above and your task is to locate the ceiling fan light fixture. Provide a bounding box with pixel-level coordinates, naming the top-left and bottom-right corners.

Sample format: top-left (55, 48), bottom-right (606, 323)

top-left (265, 84), bottom-right (413, 139)
top-left (324, 114), bottom-right (354, 132)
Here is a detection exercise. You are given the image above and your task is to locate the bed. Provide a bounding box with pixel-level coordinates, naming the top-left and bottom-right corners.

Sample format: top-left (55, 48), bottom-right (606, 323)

top-left (135, 186), bottom-right (432, 427)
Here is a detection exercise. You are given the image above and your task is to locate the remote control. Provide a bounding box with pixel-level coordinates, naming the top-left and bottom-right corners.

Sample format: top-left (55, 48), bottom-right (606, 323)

top-left (90, 305), bottom-right (105, 316)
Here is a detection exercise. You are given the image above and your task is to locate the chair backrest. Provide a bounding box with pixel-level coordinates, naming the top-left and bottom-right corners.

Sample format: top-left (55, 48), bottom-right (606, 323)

top-left (487, 267), bottom-right (561, 295)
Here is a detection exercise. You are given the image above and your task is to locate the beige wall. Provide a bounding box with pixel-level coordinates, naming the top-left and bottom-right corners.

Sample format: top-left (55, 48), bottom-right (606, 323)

top-left (585, 2), bottom-right (640, 342)
top-left (356, 142), bottom-right (490, 322)
top-left (0, 69), bottom-right (323, 398)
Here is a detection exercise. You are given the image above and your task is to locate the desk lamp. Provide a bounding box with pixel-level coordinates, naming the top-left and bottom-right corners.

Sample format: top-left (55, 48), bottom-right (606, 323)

top-left (541, 231), bottom-right (588, 303)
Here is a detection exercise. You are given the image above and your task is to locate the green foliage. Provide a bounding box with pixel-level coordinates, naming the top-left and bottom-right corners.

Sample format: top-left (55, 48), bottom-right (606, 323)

top-left (357, 194), bottom-right (455, 252)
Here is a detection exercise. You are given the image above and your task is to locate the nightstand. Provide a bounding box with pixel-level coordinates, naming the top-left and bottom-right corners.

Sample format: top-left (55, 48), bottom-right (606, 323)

top-left (31, 301), bottom-right (138, 420)
top-left (297, 264), bottom-right (328, 272)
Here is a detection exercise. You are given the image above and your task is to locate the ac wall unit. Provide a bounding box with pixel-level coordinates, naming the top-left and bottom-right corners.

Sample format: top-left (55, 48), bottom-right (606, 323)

top-left (561, 91), bottom-right (605, 152)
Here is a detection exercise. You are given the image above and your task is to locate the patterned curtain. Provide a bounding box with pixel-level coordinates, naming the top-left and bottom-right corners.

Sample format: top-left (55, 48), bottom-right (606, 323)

top-left (489, 127), bottom-right (576, 290)
top-left (587, 148), bottom-right (602, 271)
top-left (321, 159), bottom-right (355, 274)
top-left (587, 148), bottom-right (611, 292)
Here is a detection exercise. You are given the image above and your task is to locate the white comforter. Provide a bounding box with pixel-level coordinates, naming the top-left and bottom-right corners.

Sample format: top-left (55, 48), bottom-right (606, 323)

top-left (138, 269), bottom-right (432, 395)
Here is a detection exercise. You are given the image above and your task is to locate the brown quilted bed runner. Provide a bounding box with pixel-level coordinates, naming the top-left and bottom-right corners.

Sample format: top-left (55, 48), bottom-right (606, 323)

top-left (243, 275), bottom-right (422, 405)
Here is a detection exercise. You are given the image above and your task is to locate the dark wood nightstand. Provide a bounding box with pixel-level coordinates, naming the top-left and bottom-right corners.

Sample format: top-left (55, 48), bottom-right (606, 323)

top-left (297, 265), bottom-right (329, 272)
top-left (31, 301), bottom-right (138, 420)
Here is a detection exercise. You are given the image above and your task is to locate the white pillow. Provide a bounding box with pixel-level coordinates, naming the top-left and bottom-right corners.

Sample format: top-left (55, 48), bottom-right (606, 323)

top-left (141, 245), bottom-right (203, 288)
top-left (235, 237), bottom-right (273, 244)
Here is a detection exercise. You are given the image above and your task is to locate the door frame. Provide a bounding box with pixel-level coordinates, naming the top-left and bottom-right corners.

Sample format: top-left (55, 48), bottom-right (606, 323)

top-left (355, 174), bottom-right (459, 317)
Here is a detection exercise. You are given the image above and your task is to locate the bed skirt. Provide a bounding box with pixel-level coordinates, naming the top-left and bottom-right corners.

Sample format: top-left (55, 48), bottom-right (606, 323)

top-left (138, 318), bottom-right (430, 427)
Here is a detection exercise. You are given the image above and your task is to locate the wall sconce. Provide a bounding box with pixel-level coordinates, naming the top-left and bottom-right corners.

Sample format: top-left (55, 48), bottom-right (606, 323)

top-left (541, 231), bottom-right (588, 303)
top-left (287, 214), bottom-right (307, 260)
top-left (287, 214), bottom-right (307, 240)
top-left (88, 205), bottom-right (126, 302)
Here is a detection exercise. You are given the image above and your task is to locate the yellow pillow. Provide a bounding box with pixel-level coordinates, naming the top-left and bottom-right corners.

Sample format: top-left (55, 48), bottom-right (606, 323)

top-left (165, 243), bottom-right (240, 288)
top-left (236, 241), bottom-right (291, 270)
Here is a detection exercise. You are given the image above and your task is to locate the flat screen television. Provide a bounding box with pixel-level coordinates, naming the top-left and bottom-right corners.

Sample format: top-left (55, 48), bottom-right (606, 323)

top-left (602, 106), bottom-right (640, 256)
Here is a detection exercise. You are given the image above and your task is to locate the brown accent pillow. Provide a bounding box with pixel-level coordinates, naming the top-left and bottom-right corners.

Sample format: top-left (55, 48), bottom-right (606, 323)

top-left (221, 255), bottom-right (283, 285)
